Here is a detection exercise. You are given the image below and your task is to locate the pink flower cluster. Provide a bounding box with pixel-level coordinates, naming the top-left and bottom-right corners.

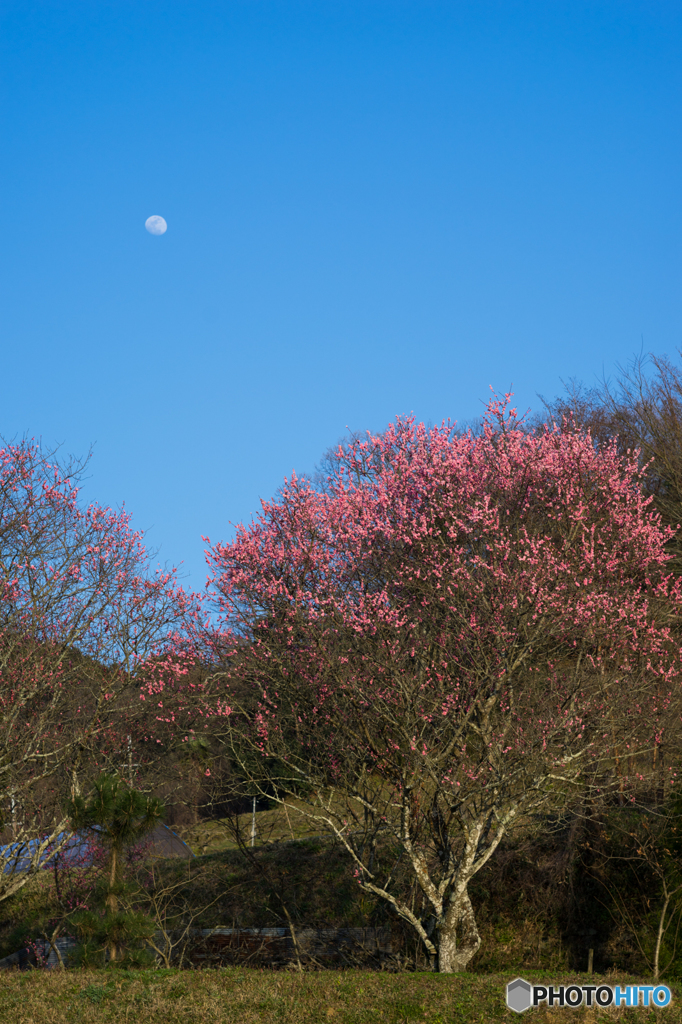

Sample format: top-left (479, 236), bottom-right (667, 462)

top-left (204, 396), bottom-right (682, 788)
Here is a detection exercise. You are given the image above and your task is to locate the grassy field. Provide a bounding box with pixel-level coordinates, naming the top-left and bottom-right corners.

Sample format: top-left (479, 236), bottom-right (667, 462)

top-left (0, 968), bottom-right (679, 1024)
top-left (178, 799), bottom-right (345, 855)
top-left (1, 807), bottom-right (679, 1021)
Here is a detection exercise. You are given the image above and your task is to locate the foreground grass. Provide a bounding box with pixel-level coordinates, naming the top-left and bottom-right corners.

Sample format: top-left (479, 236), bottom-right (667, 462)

top-left (0, 969), bottom-right (679, 1024)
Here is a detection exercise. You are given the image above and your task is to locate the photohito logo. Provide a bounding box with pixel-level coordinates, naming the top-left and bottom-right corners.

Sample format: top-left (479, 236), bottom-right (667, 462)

top-left (505, 977), bottom-right (672, 1012)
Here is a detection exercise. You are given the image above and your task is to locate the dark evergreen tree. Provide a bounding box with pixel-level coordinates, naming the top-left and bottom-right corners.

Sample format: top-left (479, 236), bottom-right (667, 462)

top-left (68, 775), bottom-right (164, 964)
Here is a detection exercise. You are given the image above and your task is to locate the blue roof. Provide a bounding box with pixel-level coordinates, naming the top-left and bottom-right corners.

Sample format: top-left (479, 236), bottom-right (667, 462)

top-left (0, 824), bottom-right (193, 873)
top-left (0, 832), bottom-right (91, 873)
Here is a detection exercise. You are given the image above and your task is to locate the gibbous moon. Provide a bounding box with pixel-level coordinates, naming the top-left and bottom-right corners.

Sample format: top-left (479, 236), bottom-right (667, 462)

top-left (145, 215), bottom-right (167, 236)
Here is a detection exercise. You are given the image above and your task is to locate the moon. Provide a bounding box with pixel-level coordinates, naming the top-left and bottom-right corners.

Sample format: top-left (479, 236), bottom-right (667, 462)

top-left (145, 215), bottom-right (167, 236)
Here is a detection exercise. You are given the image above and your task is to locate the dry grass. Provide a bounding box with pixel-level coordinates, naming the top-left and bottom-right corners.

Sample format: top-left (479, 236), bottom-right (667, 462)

top-left (0, 969), bottom-right (679, 1024)
top-left (179, 800), bottom-right (339, 855)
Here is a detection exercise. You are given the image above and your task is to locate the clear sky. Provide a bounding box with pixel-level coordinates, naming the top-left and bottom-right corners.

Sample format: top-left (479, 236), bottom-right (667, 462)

top-left (2, 1), bottom-right (681, 591)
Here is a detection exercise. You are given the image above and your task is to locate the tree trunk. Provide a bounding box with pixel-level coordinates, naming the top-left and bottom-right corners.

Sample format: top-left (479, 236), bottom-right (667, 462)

top-left (106, 847), bottom-right (119, 962)
top-left (654, 892), bottom-right (670, 982)
top-left (436, 886), bottom-right (481, 973)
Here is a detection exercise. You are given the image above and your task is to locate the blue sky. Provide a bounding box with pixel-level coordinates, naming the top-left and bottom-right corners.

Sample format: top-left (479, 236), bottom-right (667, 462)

top-left (1, 1), bottom-right (681, 591)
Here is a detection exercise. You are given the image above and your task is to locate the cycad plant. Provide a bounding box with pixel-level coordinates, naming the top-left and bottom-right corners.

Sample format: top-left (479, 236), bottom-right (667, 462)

top-left (67, 774), bottom-right (164, 964)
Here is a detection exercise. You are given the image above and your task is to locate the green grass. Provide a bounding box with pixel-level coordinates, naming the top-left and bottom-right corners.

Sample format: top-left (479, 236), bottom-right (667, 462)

top-left (0, 969), bottom-right (679, 1024)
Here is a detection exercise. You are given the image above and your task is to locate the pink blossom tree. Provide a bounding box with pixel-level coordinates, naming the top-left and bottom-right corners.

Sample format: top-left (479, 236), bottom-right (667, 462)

top-left (204, 398), bottom-right (682, 972)
top-left (0, 438), bottom-right (201, 901)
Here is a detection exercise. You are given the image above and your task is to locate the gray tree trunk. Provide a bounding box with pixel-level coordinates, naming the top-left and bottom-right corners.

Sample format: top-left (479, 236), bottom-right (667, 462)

top-left (436, 886), bottom-right (481, 973)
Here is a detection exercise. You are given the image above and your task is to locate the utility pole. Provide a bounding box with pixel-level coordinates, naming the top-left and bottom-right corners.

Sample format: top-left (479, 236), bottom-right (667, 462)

top-left (120, 736), bottom-right (139, 787)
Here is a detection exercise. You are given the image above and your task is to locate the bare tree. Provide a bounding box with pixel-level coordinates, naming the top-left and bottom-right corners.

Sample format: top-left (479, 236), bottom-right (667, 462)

top-left (586, 800), bottom-right (682, 981)
top-left (123, 857), bottom-right (226, 968)
top-left (540, 352), bottom-right (682, 571)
